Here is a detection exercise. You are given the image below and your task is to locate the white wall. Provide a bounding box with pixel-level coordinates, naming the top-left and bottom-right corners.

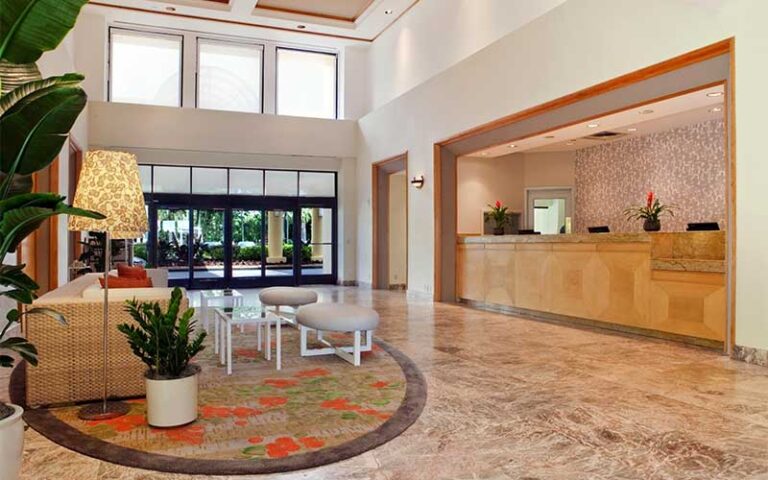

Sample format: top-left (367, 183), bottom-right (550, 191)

top-left (356, 0), bottom-right (768, 354)
top-left (366, 0), bottom-right (567, 112)
top-left (38, 31), bottom-right (89, 289)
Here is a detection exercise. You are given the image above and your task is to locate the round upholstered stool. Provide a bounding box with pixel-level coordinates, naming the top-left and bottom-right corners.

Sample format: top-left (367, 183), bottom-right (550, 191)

top-left (296, 303), bottom-right (379, 366)
top-left (259, 287), bottom-right (318, 308)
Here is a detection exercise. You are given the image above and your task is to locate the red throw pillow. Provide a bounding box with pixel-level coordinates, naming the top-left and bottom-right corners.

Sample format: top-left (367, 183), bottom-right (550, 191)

top-left (117, 263), bottom-right (147, 279)
top-left (99, 275), bottom-right (153, 289)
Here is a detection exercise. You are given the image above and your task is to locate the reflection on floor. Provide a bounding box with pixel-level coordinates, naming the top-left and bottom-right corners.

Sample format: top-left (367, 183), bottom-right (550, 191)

top-left (5, 286), bottom-right (768, 479)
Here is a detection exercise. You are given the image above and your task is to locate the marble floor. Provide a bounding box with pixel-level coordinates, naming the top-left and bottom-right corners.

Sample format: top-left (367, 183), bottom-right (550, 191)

top-left (5, 286), bottom-right (768, 479)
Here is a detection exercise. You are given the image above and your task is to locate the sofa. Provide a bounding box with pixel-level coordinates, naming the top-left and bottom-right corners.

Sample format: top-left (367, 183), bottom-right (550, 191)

top-left (24, 270), bottom-right (187, 407)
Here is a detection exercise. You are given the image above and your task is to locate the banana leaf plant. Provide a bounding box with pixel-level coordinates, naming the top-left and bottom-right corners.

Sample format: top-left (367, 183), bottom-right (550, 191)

top-left (0, 0), bottom-right (98, 398)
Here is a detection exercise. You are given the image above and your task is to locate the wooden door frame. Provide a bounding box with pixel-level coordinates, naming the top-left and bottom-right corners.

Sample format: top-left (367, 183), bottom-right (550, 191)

top-left (68, 138), bottom-right (84, 270)
top-left (433, 38), bottom-right (736, 351)
top-left (371, 152), bottom-right (408, 290)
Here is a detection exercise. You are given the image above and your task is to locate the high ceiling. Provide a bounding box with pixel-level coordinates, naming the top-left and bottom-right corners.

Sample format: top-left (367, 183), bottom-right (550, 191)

top-left (468, 85), bottom-right (726, 157)
top-left (87, 0), bottom-right (418, 42)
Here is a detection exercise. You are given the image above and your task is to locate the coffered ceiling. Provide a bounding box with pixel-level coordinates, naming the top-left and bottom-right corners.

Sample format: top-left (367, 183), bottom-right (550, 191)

top-left (87, 0), bottom-right (418, 42)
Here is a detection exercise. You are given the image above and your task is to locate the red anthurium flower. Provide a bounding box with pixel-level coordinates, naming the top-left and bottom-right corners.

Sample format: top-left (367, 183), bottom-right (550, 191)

top-left (495, 200), bottom-right (502, 209)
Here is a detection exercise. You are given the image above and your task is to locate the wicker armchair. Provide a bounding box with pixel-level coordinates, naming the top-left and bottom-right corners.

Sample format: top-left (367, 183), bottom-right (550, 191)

top-left (24, 273), bottom-right (187, 407)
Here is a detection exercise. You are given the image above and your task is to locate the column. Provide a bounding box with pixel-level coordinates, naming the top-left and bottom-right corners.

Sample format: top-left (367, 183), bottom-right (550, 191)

top-left (266, 211), bottom-right (286, 264)
top-left (311, 208), bottom-right (323, 262)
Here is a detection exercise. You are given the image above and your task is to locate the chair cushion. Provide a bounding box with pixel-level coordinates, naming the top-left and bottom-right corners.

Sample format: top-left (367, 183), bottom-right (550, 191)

top-left (296, 303), bottom-right (379, 332)
top-left (99, 275), bottom-right (153, 289)
top-left (117, 263), bottom-right (147, 279)
top-left (259, 287), bottom-right (318, 307)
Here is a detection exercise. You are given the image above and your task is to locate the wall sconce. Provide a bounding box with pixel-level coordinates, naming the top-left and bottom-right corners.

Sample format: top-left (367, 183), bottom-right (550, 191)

top-left (410, 175), bottom-right (425, 189)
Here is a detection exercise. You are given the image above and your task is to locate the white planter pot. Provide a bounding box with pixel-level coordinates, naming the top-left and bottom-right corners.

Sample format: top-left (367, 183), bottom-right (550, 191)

top-left (145, 372), bottom-right (198, 428)
top-left (0, 404), bottom-right (24, 480)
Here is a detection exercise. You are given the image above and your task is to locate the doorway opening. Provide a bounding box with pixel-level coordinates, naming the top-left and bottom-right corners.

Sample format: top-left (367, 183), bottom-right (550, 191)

top-left (525, 187), bottom-right (573, 234)
top-left (372, 154), bottom-right (408, 290)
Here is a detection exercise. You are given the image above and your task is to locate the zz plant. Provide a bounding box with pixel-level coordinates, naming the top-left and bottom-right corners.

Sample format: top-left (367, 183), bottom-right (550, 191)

top-left (0, 0), bottom-right (103, 420)
top-left (118, 288), bottom-right (207, 379)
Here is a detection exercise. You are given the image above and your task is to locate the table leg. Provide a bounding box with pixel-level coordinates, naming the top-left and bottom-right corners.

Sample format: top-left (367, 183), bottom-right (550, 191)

top-left (266, 317), bottom-right (272, 361)
top-left (276, 316), bottom-right (282, 370)
top-left (219, 314), bottom-right (226, 365)
top-left (213, 309), bottom-right (219, 355)
top-left (202, 296), bottom-right (208, 332)
top-left (257, 306), bottom-right (263, 352)
top-left (237, 297), bottom-right (245, 333)
top-left (227, 321), bottom-right (233, 375)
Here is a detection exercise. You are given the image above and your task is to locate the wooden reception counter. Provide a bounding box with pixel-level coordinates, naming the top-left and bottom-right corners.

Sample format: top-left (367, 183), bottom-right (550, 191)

top-left (456, 231), bottom-right (727, 347)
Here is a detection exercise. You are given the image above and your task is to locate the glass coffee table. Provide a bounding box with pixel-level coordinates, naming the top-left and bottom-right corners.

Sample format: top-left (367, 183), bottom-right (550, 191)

top-left (200, 289), bottom-right (243, 332)
top-left (214, 306), bottom-right (282, 373)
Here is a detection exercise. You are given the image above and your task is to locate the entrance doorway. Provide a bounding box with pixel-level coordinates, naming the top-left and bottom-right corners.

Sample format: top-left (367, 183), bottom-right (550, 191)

top-left (525, 187), bottom-right (573, 234)
top-left (137, 165), bottom-right (338, 289)
top-left (372, 154), bottom-right (408, 290)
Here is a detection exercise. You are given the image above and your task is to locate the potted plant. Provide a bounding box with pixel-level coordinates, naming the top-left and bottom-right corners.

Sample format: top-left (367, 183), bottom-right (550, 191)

top-left (118, 288), bottom-right (206, 428)
top-left (486, 200), bottom-right (508, 235)
top-left (0, 1), bottom-right (100, 478)
top-left (623, 191), bottom-right (674, 232)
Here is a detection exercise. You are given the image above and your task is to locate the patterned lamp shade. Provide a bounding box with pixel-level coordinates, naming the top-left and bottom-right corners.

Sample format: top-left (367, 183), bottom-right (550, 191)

top-left (68, 150), bottom-right (148, 239)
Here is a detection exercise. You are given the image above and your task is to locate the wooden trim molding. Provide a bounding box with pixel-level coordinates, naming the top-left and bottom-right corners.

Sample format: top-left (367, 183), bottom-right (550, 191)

top-left (254, 0), bottom-right (375, 23)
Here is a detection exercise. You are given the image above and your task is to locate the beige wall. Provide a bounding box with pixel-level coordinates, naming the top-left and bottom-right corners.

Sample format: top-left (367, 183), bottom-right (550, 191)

top-left (457, 151), bottom-right (575, 233)
top-left (388, 172), bottom-right (408, 286)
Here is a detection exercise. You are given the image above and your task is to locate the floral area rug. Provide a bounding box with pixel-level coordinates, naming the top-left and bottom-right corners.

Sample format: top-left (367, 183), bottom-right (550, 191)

top-left (22, 327), bottom-right (427, 475)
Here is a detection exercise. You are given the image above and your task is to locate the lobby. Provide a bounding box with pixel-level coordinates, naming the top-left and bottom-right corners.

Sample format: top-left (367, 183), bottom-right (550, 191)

top-left (2, 1), bottom-right (768, 479)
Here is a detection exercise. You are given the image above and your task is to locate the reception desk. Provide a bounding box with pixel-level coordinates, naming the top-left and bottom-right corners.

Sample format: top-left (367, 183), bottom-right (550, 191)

top-left (456, 231), bottom-right (727, 347)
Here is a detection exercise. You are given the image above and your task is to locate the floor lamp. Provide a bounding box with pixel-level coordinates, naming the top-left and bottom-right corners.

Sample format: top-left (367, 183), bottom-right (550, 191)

top-left (68, 150), bottom-right (148, 420)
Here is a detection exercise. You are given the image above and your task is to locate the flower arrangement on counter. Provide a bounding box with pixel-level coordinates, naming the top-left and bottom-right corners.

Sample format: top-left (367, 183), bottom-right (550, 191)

top-left (623, 191), bottom-right (674, 232)
top-left (486, 200), bottom-right (508, 235)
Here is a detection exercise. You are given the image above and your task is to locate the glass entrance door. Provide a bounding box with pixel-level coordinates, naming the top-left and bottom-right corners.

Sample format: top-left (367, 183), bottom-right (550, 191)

top-left (148, 200), bottom-right (336, 289)
top-left (231, 209), bottom-right (264, 283)
top-left (191, 208), bottom-right (226, 289)
top-left (156, 207), bottom-right (191, 285)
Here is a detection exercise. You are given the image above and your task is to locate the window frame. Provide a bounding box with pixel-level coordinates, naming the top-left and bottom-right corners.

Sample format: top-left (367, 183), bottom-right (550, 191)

top-left (195, 36), bottom-right (266, 114)
top-left (107, 26), bottom-right (185, 107)
top-left (106, 24), bottom-right (340, 118)
top-left (275, 46), bottom-right (339, 120)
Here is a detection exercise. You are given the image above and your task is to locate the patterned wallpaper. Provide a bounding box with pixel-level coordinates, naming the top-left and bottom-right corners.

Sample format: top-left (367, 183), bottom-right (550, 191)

top-left (574, 119), bottom-right (726, 233)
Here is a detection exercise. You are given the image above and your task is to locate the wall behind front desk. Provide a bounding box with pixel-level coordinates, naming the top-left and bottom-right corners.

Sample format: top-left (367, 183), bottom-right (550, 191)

top-left (574, 119), bottom-right (726, 233)
top-left (457, 151), bottom-right (575, 233)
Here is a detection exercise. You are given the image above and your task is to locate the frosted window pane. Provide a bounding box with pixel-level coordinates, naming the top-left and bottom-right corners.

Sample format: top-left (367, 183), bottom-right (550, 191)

top-left (229, 169), bottom-right (264, 195)
top-left (139, 165), bottom-right (152, 193)
top-left (153, 166), bottom-right (190, 193)
top-left (265, 170), bottom-right (297, 196)
top-left (192, 168), bottom-right (227, 194)
top-left (198, 40), bottom-right (263, 113)
top-left (276, 49), bottom-right (336, 119)
top-left (110, 29), bottom-right (182, 107)
top-left (299, 172), bottom-right (335, 197)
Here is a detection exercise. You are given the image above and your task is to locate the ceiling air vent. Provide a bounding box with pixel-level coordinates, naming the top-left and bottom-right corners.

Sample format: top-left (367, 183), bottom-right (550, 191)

top-left (582, 130), bottom-right (627, 141)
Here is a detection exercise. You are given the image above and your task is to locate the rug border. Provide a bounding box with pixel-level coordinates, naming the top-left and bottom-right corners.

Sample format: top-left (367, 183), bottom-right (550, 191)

top-left (16, 339), bottom-right (427, 475)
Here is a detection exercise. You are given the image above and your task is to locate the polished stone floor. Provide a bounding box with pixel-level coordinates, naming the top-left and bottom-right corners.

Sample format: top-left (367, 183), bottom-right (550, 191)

top-left (5, 286), bottom-right (768, 479)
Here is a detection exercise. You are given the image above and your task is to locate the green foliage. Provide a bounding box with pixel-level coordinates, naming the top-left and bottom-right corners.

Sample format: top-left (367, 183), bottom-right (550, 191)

top-left (0, 0), bottom-right (88, 65)
top-left (118, 287), bottom-right (206, 379)
top-left (0, 0), bottom-right (98, 378)
top-left (623, 192), bottom-right (675, 223)
top-left (282, 244), bottom-right (312, 263)
top-left (134, 243), bottom-right (148, 261)
top-left (236, 245), bottom-right (263, 262)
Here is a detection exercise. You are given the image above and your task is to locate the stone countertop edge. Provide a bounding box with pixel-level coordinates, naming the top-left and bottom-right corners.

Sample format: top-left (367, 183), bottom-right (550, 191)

top-left (458, 233), bottom-right (651, 244)
top-left (651, 258), bottom-right (726, 273)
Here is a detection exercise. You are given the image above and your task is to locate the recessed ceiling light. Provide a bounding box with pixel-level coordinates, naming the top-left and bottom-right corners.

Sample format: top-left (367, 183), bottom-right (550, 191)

top-left (710, 106), bottom-right (723, 113)
top-left (639, 109), bottom-right (654, 115)
top-left (384, 9), bottom-right (394, 14)
top-left (566, 141), bottom-right (575, 146)
top-left (706, 91), bottom-right (724, 97)
top-left (165, 6), bottom-right (176, 11)
top-left (587, 123), bottom-right (599, 128)
top-left (627, 127), bottom-right (637, 132)
top-left (508, 144), bottom-right (517, 148)
top-left (481, 152), bottom-right (488, 156)
top-left (297, 24), bottom-right (307, 29)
